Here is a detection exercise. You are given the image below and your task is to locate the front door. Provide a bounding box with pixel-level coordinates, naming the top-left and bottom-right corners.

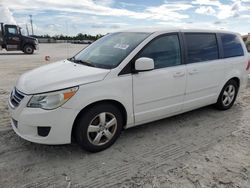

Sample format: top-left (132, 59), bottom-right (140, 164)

top-left (5, 26), bottom-right (21, 51)
top-left (132, 34), bottom-right (186, 124)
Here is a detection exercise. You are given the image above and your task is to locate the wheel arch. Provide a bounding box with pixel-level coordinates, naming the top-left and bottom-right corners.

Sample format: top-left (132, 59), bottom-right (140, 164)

top-left (71, 99), bottom-right (128, 141)
top-left (217, 76), bottom-right (240, 100)
top-left (230, 77), bottom-right (240, 87)
top-left (215, 76), bottom-right (240, 110)
top-left (22, 43), bottom-right (35, 51)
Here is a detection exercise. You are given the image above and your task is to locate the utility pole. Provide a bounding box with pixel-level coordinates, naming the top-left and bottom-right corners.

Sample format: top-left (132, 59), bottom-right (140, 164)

top-left (26, 24), bottom-right (29, 36)
top-left (29, 15), bottom-right (34, 35)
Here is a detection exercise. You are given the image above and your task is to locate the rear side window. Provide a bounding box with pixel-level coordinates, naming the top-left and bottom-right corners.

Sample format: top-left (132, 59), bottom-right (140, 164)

top-left (221, 34), bottom-right (244, 58)
top-left (185, 33), bottom-right (219, 64)
top-left (137, 34), bottom-right (181, 69)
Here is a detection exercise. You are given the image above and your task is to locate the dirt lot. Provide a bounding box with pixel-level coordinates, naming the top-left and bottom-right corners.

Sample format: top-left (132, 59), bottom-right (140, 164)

top-left (0, 43), bottom-right (83, 130)
top-left (0, 44), bottom-right (250, 188)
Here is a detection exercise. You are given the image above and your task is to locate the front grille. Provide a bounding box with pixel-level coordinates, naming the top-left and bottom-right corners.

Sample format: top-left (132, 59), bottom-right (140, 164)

top-left (10, 88), bottom-right (25, 108)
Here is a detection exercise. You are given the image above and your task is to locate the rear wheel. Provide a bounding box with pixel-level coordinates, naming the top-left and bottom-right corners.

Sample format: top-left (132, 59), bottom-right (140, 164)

top-left (23, 44), bottom-right (34, 54)
top-left (215, 79), bottom-right (239, 110)
top-left (74, 103), bottom-right (123, 152)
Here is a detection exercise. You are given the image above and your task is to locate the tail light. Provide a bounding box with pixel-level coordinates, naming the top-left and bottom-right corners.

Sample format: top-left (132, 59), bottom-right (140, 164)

top-left (247, 60), bottom-right (250, 71)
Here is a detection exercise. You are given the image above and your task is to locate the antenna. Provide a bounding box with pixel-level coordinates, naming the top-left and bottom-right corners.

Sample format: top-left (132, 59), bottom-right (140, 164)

top-left (29, 15), bottom-right (34, 35)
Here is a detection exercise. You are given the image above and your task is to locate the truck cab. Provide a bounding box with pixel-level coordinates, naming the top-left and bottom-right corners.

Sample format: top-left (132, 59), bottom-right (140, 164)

top-left (0, 23), bottom-right (38, 54)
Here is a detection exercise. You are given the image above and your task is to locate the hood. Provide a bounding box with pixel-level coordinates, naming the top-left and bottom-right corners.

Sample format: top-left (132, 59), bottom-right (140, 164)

top-left (22, 35), bottom-right (37, 41)
top-left (16, 60), bottom-right (110, 94)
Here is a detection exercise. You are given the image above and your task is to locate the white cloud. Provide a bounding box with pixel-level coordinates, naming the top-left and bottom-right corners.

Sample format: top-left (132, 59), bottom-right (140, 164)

top-left (145, 3), bottom-right (193, 21)
top-left (119, 2), bottom-right (139, 8)
top-left (241, 14), bottom-right (250, 18)
top-left (195, 6), bottom-right (216, 15)
top-left (0, 5), bottom-right (16, 24)
top-left (216, 1), bottom-right (245, 19)
top-left (193, 0), bottom-right (249, 19)
top-left (191, 0), bottom-right (221, 7)
top-left (92, 0), bottom-right (114, 7)
top-left (2, 0), bottom-right (192, 22)
top-left (156, 20), bottom-right (227, 31)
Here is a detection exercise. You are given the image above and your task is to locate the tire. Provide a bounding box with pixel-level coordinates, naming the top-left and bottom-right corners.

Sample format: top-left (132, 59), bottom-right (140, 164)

top-left (215, 79), bottom-right (239, 110)
top-left (74, 103), bottom-right (123, 152)
top-left (23, 44), bottom-right (34, 54)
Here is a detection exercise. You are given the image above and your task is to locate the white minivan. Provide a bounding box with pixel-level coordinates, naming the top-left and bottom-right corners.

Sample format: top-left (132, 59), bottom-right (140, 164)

top-left (8, 29), bottom-right (250, 152)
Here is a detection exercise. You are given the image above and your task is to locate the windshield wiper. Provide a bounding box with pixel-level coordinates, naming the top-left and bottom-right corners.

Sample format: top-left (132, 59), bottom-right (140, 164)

top-left (75, 60), bottom-right (96, 67)
top-left (68, 57), bottom-right (96, 67)
top-left (67, 57), bottom-right (75, 62)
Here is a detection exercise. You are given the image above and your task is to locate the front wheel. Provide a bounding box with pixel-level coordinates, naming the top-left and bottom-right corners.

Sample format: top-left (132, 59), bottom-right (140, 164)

top-left (74, 103), bottom-right (123, 152)
top-left (23, 44), bottom-right (34, 54)
top-left (215, 80), bottom-right (239, 110)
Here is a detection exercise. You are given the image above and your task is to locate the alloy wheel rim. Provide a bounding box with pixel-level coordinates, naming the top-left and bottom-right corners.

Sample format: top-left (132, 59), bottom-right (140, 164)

top-left (87, 112), bottom-right (117, 146)
top-left (222, 85), bottom-right (235, 106)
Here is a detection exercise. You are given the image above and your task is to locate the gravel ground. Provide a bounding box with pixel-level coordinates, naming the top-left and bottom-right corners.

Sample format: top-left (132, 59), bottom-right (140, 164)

top-left (0, 44), bottom-right (250, 188)
top-left (0, 43), bottom-right (84, 130)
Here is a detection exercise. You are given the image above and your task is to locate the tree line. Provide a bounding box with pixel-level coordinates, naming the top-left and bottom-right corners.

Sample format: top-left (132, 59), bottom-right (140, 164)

top-left (33, 33), bottom-right (104, 41)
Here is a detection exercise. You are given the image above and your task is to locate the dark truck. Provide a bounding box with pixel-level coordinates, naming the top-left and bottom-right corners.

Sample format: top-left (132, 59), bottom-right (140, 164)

top-left (0, 23), bottom-right (38, 54)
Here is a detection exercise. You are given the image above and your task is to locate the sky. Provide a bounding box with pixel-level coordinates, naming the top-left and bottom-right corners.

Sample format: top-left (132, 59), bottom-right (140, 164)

top-left (0, 0), bottom-right (250, 36)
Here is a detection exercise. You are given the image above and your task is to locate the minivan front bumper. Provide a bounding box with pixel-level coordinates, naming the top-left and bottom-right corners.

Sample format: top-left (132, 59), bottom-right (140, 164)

top-left (8, 92), bottom-right (78, 145)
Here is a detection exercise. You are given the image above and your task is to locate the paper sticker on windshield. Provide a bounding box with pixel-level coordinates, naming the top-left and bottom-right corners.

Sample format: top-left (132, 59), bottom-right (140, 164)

top-left (114, 44), bottom-right (129, 50)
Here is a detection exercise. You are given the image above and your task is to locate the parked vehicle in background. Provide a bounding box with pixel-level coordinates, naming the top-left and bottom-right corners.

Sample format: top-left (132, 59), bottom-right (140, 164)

top-left (8, 28), bottom-right (250, 152)
top-left (246, 41), bottom-right (250, 52)
top-left (0, 23), bottom-right (38, 54)
top-left (71, 40), bottom-right (93, 44)
top-left (242, 34), bottom-right (250, 53)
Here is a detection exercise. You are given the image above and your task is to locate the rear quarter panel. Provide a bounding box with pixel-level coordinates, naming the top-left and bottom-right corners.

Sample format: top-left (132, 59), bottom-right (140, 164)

top-left (221, 34), bottom-right (249, 94)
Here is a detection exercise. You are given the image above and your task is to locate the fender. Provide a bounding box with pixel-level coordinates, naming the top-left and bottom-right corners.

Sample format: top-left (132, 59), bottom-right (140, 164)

top-left (21, 43), bottom-right (35, 50)
top-left (64, 76), bottom-right (134, 128)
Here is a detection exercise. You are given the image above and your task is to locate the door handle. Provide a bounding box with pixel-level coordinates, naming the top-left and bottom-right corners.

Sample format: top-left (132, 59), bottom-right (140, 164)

top-left (173, 71), bottom-right (185, 78)
top-left (189, 69), bottom-right (199, 75)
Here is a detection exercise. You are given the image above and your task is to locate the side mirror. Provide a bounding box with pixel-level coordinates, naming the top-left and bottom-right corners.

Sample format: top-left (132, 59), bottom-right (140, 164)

top-left (134, 57), bottom-right (154, 72)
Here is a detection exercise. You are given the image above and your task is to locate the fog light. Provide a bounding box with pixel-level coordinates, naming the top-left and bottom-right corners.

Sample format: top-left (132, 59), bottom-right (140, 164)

top-left (37, 127), bottom-right (51, 137)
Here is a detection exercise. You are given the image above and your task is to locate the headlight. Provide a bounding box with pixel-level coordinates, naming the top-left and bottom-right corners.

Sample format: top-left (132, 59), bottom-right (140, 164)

top-left (27, 86), bottom-right (78, 110)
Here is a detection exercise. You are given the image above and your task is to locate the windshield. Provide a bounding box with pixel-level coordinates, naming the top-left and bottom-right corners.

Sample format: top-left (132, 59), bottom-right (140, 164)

top-left (72, 32), bottom-right (150, 69)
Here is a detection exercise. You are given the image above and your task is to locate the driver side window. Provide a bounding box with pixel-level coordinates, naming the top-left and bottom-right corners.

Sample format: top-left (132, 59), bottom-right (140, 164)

top-left (7, 27), bottom-right (18, 35)
top-left (137, 34), bottom-right (181, 69)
